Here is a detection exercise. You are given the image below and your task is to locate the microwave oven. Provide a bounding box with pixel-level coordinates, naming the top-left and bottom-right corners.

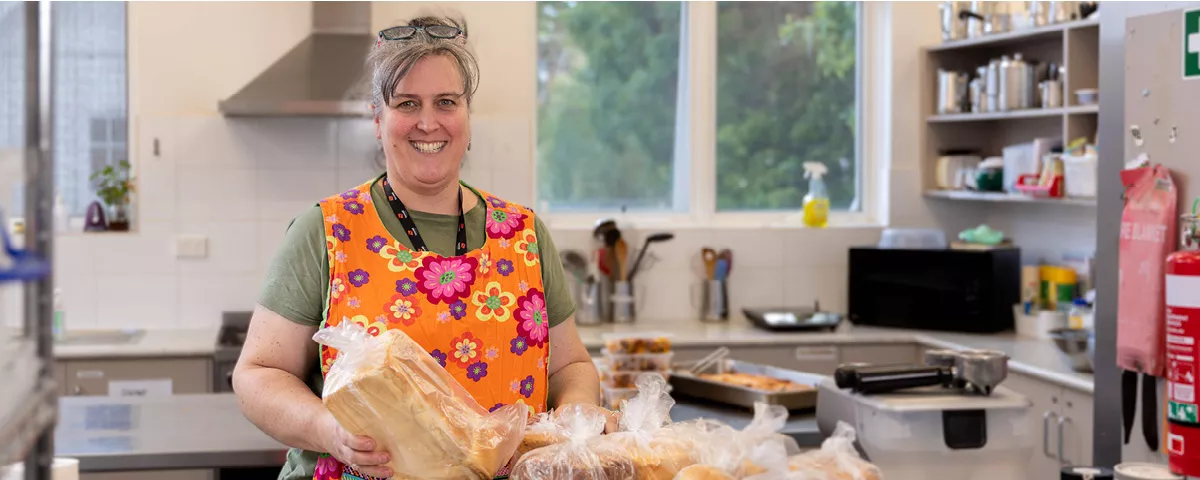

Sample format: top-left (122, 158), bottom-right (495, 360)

top-left (847, 247), bottom-right (1020, 334)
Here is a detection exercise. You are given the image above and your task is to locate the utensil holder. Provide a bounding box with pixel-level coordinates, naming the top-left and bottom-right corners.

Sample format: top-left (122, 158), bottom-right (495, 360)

top-left (575, 279), bottom-right (608, 326)
top-left (699, 279), bottom-right (729, 323)
top-left (611, 281), bottom-right (636, 324)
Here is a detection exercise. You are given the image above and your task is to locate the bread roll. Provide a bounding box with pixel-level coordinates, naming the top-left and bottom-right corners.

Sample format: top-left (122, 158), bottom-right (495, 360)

top-left (323, 329), bottom-right (524, 480)
top-left (674, 465), bottom-right (735, 480)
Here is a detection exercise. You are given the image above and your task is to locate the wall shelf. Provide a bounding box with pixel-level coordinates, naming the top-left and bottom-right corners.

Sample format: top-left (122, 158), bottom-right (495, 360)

top-left (924, 190), bottom-right (1097, 206)
top-left (927, 18), bottom-right (1099, 53)
top-left (928, 104), bottom-right (1098, 123)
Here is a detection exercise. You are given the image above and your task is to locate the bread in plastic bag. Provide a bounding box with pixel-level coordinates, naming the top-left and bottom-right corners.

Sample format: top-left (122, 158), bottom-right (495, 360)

top-left (601, 373), bottom-right (698, 479)
top-left (675, 403), bottom-right (796, 480)
top-left (786, 421), bottom-right (881, 480)
top-left (314, 322), bottom-right (529, 480)
top-left (510, 403), bottom-right (637, 480)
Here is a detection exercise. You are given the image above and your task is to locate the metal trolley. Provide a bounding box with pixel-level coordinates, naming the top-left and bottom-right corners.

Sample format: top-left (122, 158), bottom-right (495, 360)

top-left (2, 2), bottom-right (58, 478)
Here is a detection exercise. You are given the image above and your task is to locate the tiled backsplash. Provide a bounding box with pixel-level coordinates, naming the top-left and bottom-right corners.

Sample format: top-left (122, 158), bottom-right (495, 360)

top-left (0, 115), bottom-right (884, 331)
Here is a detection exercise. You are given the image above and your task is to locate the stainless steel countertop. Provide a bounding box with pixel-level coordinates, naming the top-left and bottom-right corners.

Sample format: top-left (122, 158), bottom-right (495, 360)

top-left (53, 393), bottom-right (820, 472)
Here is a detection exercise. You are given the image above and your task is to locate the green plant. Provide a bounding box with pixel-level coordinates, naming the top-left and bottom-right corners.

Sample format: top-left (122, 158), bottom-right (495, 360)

top-left (90, 160), bottom-right (135, 207)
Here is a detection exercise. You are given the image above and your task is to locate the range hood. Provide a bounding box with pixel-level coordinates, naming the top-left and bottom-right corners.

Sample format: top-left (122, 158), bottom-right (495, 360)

top-left (219, 2), bottom-right (374, 117)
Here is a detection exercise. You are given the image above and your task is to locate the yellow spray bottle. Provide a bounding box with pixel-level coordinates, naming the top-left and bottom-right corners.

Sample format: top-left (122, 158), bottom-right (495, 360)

top-left (802, 161), bottom-right (829, 228)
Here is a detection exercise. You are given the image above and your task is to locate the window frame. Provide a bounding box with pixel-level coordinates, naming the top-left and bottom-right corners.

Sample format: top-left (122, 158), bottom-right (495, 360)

top-left (534, 1), bottom-right (884, 230)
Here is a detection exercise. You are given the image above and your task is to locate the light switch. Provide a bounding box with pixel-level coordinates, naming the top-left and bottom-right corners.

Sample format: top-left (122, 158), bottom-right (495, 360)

top-left (175, 234), bottom-right (209, 259)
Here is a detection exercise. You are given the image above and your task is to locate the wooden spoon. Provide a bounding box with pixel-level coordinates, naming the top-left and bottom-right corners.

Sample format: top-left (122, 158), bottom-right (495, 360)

top-left (614, 238), bottom-right (629, 281)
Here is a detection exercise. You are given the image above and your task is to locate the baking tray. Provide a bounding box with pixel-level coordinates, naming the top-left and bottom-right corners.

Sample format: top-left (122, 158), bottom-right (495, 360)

top-left (669, 359), bottom-right (825, 411)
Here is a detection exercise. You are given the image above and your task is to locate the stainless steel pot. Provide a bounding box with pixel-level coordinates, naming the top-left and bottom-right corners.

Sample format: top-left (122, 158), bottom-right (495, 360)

top-left (986, 59), bottom-right (1002, 112)
top-left (1039, 79), bottom-right (1063, 108)
top-left (999, 54), bottom-right (1035, 111)
top-left (939, 1), bottom-right (969, 42)
top-left (937, 69), bottom-right (969, 114)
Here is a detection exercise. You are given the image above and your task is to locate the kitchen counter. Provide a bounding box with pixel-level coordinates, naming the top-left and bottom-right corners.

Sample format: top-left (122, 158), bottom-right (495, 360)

top-left (578, 321), bottom-right (1095, 393)
top-left (52, 393), bottom-right (820, 472)
top-left (52, 328), bottom-right (220, 360)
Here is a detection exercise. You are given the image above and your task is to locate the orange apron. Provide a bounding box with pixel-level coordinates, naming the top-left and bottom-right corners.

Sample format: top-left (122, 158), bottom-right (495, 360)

top-left (312, 179), bottom-right (550, 480)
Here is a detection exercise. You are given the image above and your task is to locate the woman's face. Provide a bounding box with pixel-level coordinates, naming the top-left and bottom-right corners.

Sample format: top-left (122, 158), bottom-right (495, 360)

top-left (375, 54), bottom-right (470, 192)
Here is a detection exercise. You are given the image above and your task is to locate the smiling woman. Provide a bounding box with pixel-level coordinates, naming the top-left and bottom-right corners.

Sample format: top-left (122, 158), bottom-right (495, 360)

top-left (231, 10), bottom-right (613, 480)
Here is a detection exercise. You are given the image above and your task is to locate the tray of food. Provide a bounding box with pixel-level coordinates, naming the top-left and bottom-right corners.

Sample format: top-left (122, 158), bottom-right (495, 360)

top-left (668, 359), bottom-right (823, 411)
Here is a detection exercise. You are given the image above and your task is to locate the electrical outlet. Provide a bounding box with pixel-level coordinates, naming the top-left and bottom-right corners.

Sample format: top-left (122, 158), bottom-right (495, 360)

top-left (174, 235), bottom-right (208, 259)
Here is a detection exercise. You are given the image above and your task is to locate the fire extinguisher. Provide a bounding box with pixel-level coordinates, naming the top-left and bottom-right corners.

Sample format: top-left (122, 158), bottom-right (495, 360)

top-left (1166, 208), bottom-right (1200, 475)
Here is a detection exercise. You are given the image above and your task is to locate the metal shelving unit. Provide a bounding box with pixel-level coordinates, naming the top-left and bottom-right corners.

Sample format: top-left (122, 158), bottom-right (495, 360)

top-left (2, 2), bottom-right (58, 478)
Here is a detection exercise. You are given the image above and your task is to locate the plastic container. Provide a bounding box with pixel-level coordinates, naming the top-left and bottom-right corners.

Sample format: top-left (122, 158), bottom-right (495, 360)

top-left (600, 370), bottom-right (669, 389)
top-left (878, 228), bottom-right (947, 250)
top-left (1062, 154), bottom-right (1098, 198)
top-left (816, 375), bottom-right (1034, 480)
top-left (1074, 88), bottom-right (1098, 105)
top-left (601, 350), bottom-right (674, 372)
top-left (601, 332), bottom-right (673, 354)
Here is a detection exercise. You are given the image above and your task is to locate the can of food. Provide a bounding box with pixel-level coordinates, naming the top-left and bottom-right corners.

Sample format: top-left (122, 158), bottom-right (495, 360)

top-left (1041, 266), bottom-right (1078, 311)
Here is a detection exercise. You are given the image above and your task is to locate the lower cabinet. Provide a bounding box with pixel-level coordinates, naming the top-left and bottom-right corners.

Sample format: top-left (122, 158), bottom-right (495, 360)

top-left (60, 357), bottom-right (212, 396)
top-left (1003, 372), bottom-right (1094, 479)
top-left (82, 470), bottom-right (213, 480)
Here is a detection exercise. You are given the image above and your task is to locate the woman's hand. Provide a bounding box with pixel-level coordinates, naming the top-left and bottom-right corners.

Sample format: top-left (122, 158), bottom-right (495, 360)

top-left (317, 411), bottom-right (393, 478)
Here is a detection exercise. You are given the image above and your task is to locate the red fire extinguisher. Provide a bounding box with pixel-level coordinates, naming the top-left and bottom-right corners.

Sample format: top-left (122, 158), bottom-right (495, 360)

top-left (1167, 210), bottom-right (1200, 475)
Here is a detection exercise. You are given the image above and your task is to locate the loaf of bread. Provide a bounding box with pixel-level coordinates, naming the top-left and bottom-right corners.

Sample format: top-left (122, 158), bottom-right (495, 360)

top-left (786, 454), bottom-right (881, 480)
top-left (319, 326), bottom-right (527, 480)
top-left (674, 465), bottom-right (735, 480)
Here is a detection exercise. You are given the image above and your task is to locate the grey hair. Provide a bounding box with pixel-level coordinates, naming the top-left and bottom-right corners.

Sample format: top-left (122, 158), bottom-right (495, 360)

top-left (366, 12), bottom-right (480, 118)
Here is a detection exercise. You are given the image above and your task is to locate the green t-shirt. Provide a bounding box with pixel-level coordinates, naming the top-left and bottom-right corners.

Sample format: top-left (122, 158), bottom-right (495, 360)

top-left (258, 176), bottom-right (576, 480)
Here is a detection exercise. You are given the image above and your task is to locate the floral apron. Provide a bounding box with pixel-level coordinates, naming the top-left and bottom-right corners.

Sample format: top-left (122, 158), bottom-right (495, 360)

top-left (313, 179), bottom-right (550, 480)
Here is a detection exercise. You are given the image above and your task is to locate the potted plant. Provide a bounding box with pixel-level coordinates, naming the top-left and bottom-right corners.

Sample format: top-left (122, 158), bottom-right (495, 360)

top-left (90, 160), bottom-right (135, 232)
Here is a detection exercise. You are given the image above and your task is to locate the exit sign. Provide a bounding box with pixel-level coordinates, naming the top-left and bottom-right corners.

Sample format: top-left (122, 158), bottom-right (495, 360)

top-left (1186, 8), bottom-right (1200, 79)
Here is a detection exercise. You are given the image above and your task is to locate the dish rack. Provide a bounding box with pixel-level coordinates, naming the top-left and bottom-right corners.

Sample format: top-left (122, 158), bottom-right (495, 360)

top-left (1, 3), bottom-right (60, 476)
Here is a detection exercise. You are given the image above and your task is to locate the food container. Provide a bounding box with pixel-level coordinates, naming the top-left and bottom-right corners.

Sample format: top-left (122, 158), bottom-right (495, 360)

top-left (600, 370), bottom-right (669, 389)
top-left (601, 350), bottom-right (674, 372)
top-left (1075, 88), bottom-right (1098, 105)
top-left (1062, 154), bottom-right (1098, 198)
top-left (601, 332), bottom-right (673, 354)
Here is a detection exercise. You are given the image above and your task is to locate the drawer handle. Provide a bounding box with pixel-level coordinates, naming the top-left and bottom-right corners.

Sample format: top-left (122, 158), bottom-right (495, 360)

top-left (1057, 415), bottom-right (1072, 465)
top-left (1043, 411), bottom-right (1059, 460)
top-left (795, 347), bottom-right (837, 361)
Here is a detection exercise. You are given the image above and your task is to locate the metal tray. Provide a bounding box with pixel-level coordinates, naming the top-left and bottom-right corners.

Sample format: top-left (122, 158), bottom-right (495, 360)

top-left (669, 359), bottom-right (825, 411)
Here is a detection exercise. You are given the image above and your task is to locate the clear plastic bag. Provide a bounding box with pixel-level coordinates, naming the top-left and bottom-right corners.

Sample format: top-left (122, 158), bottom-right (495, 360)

top-left (314, 322), bottom-right (529, 480)
top-left (602, 373), bottom-right (698, 479)
top-left (674, 403), bottom-right (796, 480)
top-left (786, 421), bottom-right (881, 480)
top-left (510, 403), bottom-right (636, 480)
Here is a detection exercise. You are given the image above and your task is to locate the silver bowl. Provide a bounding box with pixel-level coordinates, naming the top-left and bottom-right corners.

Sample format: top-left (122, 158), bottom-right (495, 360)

top-left (1048, 327), bottom-right (1093, 373)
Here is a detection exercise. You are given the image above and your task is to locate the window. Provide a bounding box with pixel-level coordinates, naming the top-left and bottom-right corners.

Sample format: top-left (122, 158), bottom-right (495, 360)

top-left (535, 1), bottom-right (862, 221)
top-left (535, 2), bottom-right (685, 212)
top-left (0, 2), bottom-right (127, 217)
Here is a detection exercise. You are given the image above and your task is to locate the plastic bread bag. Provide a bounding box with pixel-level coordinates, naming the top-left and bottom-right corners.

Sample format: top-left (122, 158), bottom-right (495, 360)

top-left (510, 403), bottom-right (636, 480)
top-left (785, 421), bottom-right (881, 480)
top-left (674, 403), bottom-right (795, 480)
top-left (516, 404), bottom-right (605, 461)
top-left (313, 322), bottom-right (529, 480)
top-left (600, 373), bottom-right (698, 479)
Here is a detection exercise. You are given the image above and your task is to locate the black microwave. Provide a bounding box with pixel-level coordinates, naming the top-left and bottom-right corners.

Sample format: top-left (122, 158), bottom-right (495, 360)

top-left (847, 247), bottom-right (1020, 334)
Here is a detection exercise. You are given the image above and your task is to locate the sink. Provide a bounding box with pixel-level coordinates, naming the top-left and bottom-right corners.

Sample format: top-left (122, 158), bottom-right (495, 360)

top-left (55, 329), bottom-right (145, 346)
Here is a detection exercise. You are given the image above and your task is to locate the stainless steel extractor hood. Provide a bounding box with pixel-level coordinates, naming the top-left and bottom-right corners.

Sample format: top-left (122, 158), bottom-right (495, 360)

top-left (219, 2), bottom-right (374, 117)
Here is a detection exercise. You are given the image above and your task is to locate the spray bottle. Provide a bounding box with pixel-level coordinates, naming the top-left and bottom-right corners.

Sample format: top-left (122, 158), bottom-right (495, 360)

top-left (802, 161), bottom-right (829, 228)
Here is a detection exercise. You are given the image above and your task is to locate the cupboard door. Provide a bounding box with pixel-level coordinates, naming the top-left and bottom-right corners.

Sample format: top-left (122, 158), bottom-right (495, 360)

top-left (1003, 372), bottom-right (1064, 480)
top-left (1059, 388), bottom-right (1095, 467)
top-left (65, 358), bottom-right (211, 396)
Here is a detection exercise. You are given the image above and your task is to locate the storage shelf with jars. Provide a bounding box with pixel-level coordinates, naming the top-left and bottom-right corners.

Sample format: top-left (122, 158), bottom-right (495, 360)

top-left (923, 1), bottom-right (1099, 207)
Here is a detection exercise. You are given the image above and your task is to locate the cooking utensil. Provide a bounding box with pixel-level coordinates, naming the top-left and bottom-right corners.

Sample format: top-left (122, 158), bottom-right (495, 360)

top-left (561, 250), bottom-right (588, 284)
top-left (939, 1), bottom-right (969, 42)
top-left (1048, 327), bottom-right (1092, 372)
top-left (834, 349), bottom-right (1010, 395)
top-left (1143, 372), bottom-right (1158, 451)
top-left (701, 248), bottom-right (717, 280)
top-left (613, 238), bottom-right (629, 280)
top-left (627, 232), bottom-right (674, 281)
top-left (1123, 370), bottom-right (1136, 444)
top-left (597, 247), bottom-right (612, 277)
top-left (592, 218), bottom-right (618, 244)
top-left (717, 249), bottom-right (732, 278)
